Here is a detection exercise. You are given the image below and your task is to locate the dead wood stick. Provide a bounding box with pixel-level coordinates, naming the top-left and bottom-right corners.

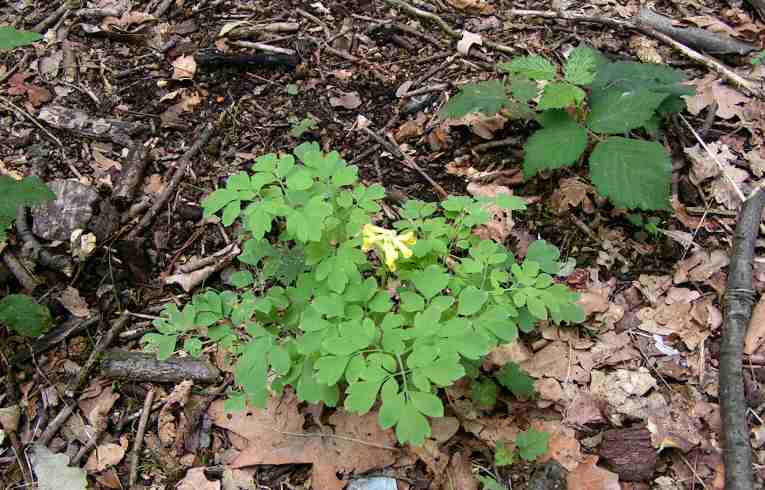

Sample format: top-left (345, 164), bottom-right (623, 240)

top-left (37, 105), bottom-right (147, 146)
top-left (128, 387), bottom-right (155, 487)
top-left (113, 140), bottom-right (150, 210)
top-left (127, 124), bottom-right (214, 238)
top-left (101, 350), bottom-right (221, 384)
top-left (1, 351), bottom-right (34, 485)
top-left (720, 187), bottom-right (765, 490)
top-left (1, 248), bottom-right (39, 291)
top-left (38, 314), bottom-right (129, 446)
top-left (32, 2), bottom-right (69, 33)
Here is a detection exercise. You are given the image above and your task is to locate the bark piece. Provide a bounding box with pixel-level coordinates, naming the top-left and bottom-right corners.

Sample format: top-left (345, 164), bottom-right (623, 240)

top-left (38, 105), bottom-right (147, 145)
top-left (101, 350), bottom-right (221, 384)
top-left (599, 427), bottom-right (657, 481)
top-left (31, 179), bottom-right (98, 241)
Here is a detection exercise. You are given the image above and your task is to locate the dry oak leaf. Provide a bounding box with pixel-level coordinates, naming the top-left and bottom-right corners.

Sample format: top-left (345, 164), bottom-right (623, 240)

top-left (532, 420), bottom-right (583, 471)
top-left (567, 455), bottom-right (620, 490)
top-left (172, 55), bottom-right (197, 80)
top-left (550, 177), bottom-right (595, 214)
top-left (744, 294), bottom-right (765, 355)
top-left (329, 91), bottom-right (362, 110)
top-left (210, 392), bottom-right (397, 490)
top-left (58, 286), bottom-right (91, 318)
top-left (84, 438), bottom-right (128, 472)
top-left (177, 467), bottom-right (221, 490)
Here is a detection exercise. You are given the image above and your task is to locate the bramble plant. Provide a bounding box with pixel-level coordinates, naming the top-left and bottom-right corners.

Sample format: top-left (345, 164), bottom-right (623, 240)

top-left (442, 46), bottom-right (695, 211)
top-left (0, 294), bottom-right (53, 337)
top-left (142, 142), bottom-right (584, 445)
top-left (0, 26), bottom-right (42, 50)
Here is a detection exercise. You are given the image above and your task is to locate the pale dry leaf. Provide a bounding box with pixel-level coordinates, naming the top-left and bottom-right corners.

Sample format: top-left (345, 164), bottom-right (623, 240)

top-left (466, 182), bottom-right (515, 242)
top-left (329, 91), bottom-right (362, 109)
top-left (430, 416), bottom-right (460, 443)
top-left (172, 55), bottom-right (197, 80)
top-left (78, 384), bottom-right (119, 431)
top-left (445, 0), bottom-right (496, 13)
top-left (567, 455), bottom-right (620, 490)
top-left (58, 287), bottom-right (90, 318)
top-left (533, 420), bottom-right (584, 471)
top-left (457, 30), bottom-right (482, 55)
top-left (710, 167), bottom-right (748, 209)
top-left (744, 295), bottom-right (765, 355)
top-left (684, 142), bottom-right (736, 185)
top-left (178, 467), bottom-right (221, 490)
top-left (84, 441), bottom-right (127, 472)
top-left (551, 177), bottom-right (595, 214)
top-left (446, 451), bottom-right (479, 490)
top-left (745, 149), bottom-right (765, 177)
top-left (144, 174), bottom-right (166, 195)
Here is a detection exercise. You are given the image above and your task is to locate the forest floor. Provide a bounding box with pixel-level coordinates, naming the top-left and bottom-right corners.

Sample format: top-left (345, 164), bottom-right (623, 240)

top-left (1, 0), bottom-right (765, 489)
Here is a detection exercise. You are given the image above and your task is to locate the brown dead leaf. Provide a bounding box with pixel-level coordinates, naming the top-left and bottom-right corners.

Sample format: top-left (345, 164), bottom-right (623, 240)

top-left (466, 182), bottom-right (514, 242)
top-left (550, 177), bottom-right (595, 214)
top-left (457, 30), bottom-right (482, 55)
top-left (645, 390), bottom-right (704, 451)
top-left (411, 439), bottom-right (449, 486)
top-left (448, 113), bottom-right (507, 140)
top-left (58, 287), bottom-right (91, 318)
top-left (521, 341), bottom-right (587, 383)
top-left (7, 72), bottom-right (52, 107)
top-left (172, 55), bottom-right (197, 80)
top-left (532, 420), bottom-right (583, 471)
top-left (567, 455), bottom-right (620, 490)
top-left (84, 439), bottom-right (127, 472)
top-left (685, 74), bottom-right (750, 120)
top-left (484, 341), bottom-right (533, 370)
top-left (144, 174), bottom-right (166, 195)
top-left (445, 0), bottom-right (496, 13)
top-left (159, 380), bottom-right (193, 447)
top-left (674, 249), bottom-right (729, 284)
top-left (329, 91), bottom-right (362, 109)
top-left (211, 391), bottom-right (397, 490)
top-left (430, 416), bottom-right (460, 443)
top-left (93, 468), bottom-right (122, 489)
top-left (446, 451), bottom-right (479, 490)
top-left (395, 114), bottom-right (426, 142)
top-left (78, 382), bottom-right (120, 431)
top-left (178, 467), bottom-right (221, 490)
top-left (744, 295), bottom-right (765, 355)
top-left (564, 391), bottom-right (608, 427)
top-left (462, 416), bottom-right (520, 446)
top-left (102, 11), bottom-right (157, 30)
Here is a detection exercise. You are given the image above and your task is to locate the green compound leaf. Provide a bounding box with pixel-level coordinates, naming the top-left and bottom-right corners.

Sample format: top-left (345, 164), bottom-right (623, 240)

top-left (395, 400), bottom-right (431, 446)
top-left (516, 428), bottom-right (550, 461)
top-left (523, 111), bottom-right (587, 177)
top-left (286, 168), bottom-right (314, 191)
top-left (0, 294), bottom-right (52, 337)
top-left (591, 60), bottom-right (692, 94)
top-left (589, 137), bottom-right (671, 210)
top-left (472, 377), bottom-right (498, 409)
top-left (345, 379), bottom-right (383, 414)
top-left (410, 264), bottom-right (450, 300)
top-left (496, 362), bottom-right (535, 399)
top-left (379, 391), bottom-right (405, 429)
top-left (440, 80), bottom-right (511, 118)
top-left (478, 476), bottom-right (506, 490)
top-left (0, 26), bottom-right (42, 50)
top-left (202, 188), bottom-right (239, 217)
top-left (495, 440), bottom-right (515, 466)
top-left (457, 285), bottom-right (488, 316)
top-left (142, 333), bottom-right (177, 360)
top-left (537, 82), bottom-right (586, 110)
top-left (315, 355), bottom-right (350, 386)
top-left (499, 55), bottom-right (557, 81)
top-left (409, 391), bottom-right (444, 418)
top-left (564, 45), bottom-right (599, 85)
top-left (526, 240), bottom-right (560, 275)
top-left (586, 88), bottom-right (668, 134)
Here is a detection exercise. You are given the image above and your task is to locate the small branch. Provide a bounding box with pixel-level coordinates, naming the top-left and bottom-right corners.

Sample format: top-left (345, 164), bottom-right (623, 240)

top-left (127, 124), bottom-right (215, 238)
top-left (128, 387), bottom-right (155, 487)
top-left (720, 187), bottom-right (765, 490)
top-left (101, 350), bottom-right (221, 384)
top-left (1, 248), bottom-right (39, 291)
top-left (32, 2), bottom-right (69, 33)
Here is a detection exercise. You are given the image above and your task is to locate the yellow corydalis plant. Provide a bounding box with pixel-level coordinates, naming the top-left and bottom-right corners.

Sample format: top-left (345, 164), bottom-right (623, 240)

top-left (361, 224), bottom-right (416, 272)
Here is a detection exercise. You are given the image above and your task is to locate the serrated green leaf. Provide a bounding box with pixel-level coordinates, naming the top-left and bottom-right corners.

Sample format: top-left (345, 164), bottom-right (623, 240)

top-left (0, 294), bottom-right (52, 337)
top-left (509, 77), bottom-right (539, 103)
top-left (523, 112), bottom-right (587, 177)
top-left (516, 428), bottom-right (550, 461)
top-left (410, 391), bottom-right (444, 417)
top-left (538, 82), bottom-right (586, 110)
top-left (591, 60), bottom-right (691, 94)
top-left (589, 137), bottom-right (671, 210)
top-left (0, 27), bottom-right (42, 50)
top-left (395, 401), bottom-right (431, 445)
top-left (183, 338), bottom-right (203, 358)
top-left (586, 88), bottom-right (668, 134)
top-left (499, 55), bottom-right (557, 81)
top-left (496, 362), bottom-right (535, 398)
top-left (564, 45), bottom-right (599, 85)
top-left (458, 286), bottom-right (488, 316)
top-left (472, 378), bottom-right (498, 409)
top-left (345, 379), bottom-right (383, 414)
top-left (270, 345), bottom-right (291, 374)
top-left (440, 80), bottom-right (511, 118)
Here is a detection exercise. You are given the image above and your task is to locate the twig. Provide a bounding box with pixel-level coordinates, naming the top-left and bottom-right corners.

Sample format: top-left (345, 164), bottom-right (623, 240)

top-left (680, 114), bottom-right (746, 203)
top-left (38, 314), bottom-right (129, 446)
top-left (32, 2), bottom-right (69, 33)
top-left (128, 387), bottom-right (155, 487)
top-left (128, 124), bottom-right (215, 238)
top-left (362, 127), bottom-right (448, 199)
top-left (719, 187), bottom-right (765, 490)
top-left (268, 427), bottom-right (399, 451)
top-left (1, 248), bottom-right (39, 290)
top-left (0, 96), bottom-right (63, 148)
top-left (230, 40), bottom-right (297, 56)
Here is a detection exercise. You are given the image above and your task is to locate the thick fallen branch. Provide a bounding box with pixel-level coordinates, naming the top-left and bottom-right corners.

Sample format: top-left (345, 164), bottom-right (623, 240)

top-left (38, 105), bottom-right (147, 146)
top-left (720, 187), bottom-right (765, 490)
top-left (101, 350), bottom-right (221, 384)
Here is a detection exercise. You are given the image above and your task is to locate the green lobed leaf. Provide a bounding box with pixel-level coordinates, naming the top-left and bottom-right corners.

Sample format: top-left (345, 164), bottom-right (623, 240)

top-left (0, 294), bottom-right (52, 337)
top-left (395, 400), bottom-right (431, 446)
top-left (588, 137), bottom-right (671, 210)
top-left (526, 240), bottom-right (560, 275)
top-left (496, 362), bottom-right (535, 399)
top-left (516, 428), bottom-right (550, 461)
top-left (410, 264), bottom-right (451, 300)
top-left (409, 391), bottom-right (444, 417)
top-left (440, 80), bottom-right (512, 118)
top-left (345, 379), bottom-right (383, 414)
top-left (523, 111), bottom-right (587, 177)
top-left (499, 55), bottom-right (556, 81)
top-left (457, 286), bottom-right (489, 317)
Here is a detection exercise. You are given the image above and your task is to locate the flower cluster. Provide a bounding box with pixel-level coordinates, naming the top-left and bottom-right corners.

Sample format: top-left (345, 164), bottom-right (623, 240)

top-left (361, 224), bottom-right (416, 272)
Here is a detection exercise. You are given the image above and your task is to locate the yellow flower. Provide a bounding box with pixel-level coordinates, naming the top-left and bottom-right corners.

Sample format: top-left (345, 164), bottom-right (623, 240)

top-left (361, 224), bottom-right (417, 272)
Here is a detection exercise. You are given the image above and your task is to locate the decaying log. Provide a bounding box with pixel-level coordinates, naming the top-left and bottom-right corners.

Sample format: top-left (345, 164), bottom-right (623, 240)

top-left (599, 427), bottom-right (658, 481)
top-left (101, 350), bottom-right (221, 384)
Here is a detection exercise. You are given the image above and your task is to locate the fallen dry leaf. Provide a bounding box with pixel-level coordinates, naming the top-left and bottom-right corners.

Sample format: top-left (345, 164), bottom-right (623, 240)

top-left (550, 177), bottom-right (595, 214)
top-left (78, 382), bottom-right (120, 432)
top-left (58, 287), bottom-right (91, 318)
top-left (466, 182), bottom-right (515, 242)
top-left (457, 30), bottom-right (482, 55)
top-left (567, 455), bottom-right (620, 490)
top-left (329, 91), bottom-right (362, 110)
top-left (178, 467), bottom-right (221, 490)
top-left (532, 420), bottom-right (583, 471)
top-left (172, 55), bottom-right (197, 80)
top-left (84, 439), bottom-right (127, 472)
